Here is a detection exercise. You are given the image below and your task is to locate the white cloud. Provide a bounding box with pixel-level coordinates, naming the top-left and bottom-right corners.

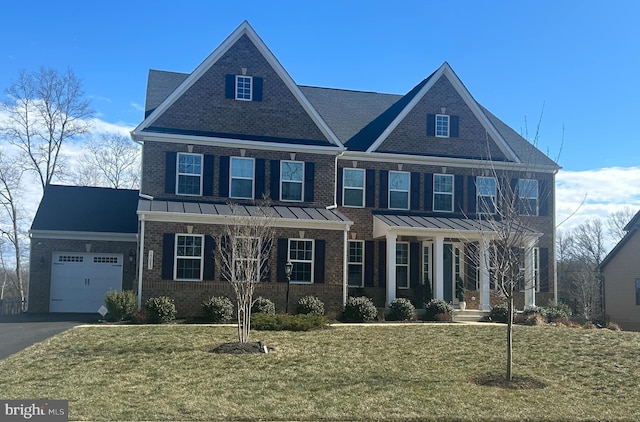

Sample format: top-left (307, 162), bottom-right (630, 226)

top-left (130, 102), bottom-right (144, 112)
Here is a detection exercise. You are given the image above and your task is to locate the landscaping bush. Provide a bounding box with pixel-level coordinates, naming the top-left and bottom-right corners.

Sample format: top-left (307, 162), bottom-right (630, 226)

top-left (202, 296), bottom-right (234, 323)
top-left (422, 299), bottom-right (453, 322)
top-left (522, 305), bottom-right (543, 316)
top-left (144, 296), bottom-right (177, 324)
top-left (607, 321), bottom-right (621, 331)
top-left (543, 301), bottom-right (572, 322)
top-left (297, 295), bottom-right (325, 316)
top-left (488, 304), bottom-right (510, 323)
top-left (251, 313), bottom-right (330, 331)
top-left (251, 297), bottom-right (275, 315)
top-left (524, 313), bottom-right (546, 326)
top-left (342, 296), bottom-right (378, 322)
top-left (387, 298), bottom-right (415, 321)
top-left (131, 307), bottom-right (149, 324)
top-left (104, 290), bottom-right (137, 321)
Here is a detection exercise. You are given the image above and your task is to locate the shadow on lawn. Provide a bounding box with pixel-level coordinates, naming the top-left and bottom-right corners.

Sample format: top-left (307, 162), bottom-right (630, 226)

top-left (472, 373), bottom-right (547, 389)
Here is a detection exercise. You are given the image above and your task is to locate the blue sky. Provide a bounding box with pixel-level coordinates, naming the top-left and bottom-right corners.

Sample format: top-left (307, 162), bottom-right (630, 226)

top-left (1, 0), bottom-right (640, 234)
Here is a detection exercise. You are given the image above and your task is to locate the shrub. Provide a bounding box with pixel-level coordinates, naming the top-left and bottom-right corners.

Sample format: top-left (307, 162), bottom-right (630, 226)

top-left (524, 313), bottom-right (546, 326)
top-left (251, 297), bottom-right (275, 315)
top-left (342, 296), bottom-right (378, 322)
top-left (488, 304), bottom-right (510, 323)
top-left (104, 290), bottom-right (137, 321)
top-left (583, 321), bottom-right (596, 329)
top-left (422, 299), bottom-right (453, 322)
top-left (607, 321), bottom-right (621, 331)
top-left (202, 296), bottom-right (234, 323)
top-left (387, 298), bottom-right (415, 321)
top-left (131, 307), bottom-right (149, 324)
top-left (144, 296), bottom-right (176, 324)
top-left (543, 301), bottom-right (572, 322)
top-left (251, 313), bottom-right (330, 331)
top-left (297, 295), bottom-right (325, 316)
top-left (522, 305), bottom-right (543, 316)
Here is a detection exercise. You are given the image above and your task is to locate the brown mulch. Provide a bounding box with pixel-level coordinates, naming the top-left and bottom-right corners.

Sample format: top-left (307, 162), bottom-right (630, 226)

top-left (473, 374), bottom-right (547, 389)
top-left (209, 342), bottom-right (271, 354)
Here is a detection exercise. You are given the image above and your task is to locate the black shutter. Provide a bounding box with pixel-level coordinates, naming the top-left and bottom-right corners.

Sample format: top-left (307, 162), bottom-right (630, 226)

top-left (539, 247), bottom-right (550, 292)
top-left (225, 74), bottom-right (235, 99)
top-left (255, 158), bottom-right (266, 199)
top-left (410, 242), bottom-right (420, 288)
top-left (426, 114), bottom-right (435, 136)
top-left (276, 238), bottom-right (288, 282)
top-left (424, 173), bottom-right (433, 211)
top-left (165, 151), bottom-right (177, 194)
top-left (219, 156), bottom-right (230, 198)
top-left (203, 155), bottom-right (214, 196)
top-left (467, 176), bottom-right (477, 216)
top-left (379, 170), bottom-right (388, 209)
top-left (314, 239), bottom-right (325, 284)
top-left (304, 162), bottom-right (315, 202)
top-left (378, 240), bottom-right (387, 288)
top-left (364, 241), bottom-right (374, 287)
top-left (366, 169), bottom-right (376, 208)
top-left (253, 77), bottom-right (263, 101)
top-left (336, 167), bottom-right (343, 206)
top-left (411, 172), bottom-right (421, 211)
top-left (270, 160), bottom-right (280, 201)
top-left (455, 175), bottom-right (464, 213)
top-left (203, 235), bottom-right (215, 281)
top-left (539, 180), bottom-right (550, 216)
top-left (450, 115), bottom-right (459, 138)
top-left (261, 239), bottom-right (272, 282)
top-left (161, 233), bottom-right (175, 280)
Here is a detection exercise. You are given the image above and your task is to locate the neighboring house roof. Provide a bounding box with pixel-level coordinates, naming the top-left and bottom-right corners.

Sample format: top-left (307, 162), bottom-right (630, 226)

top-left (600, 210), bottom-right (640, 270)
top-left (31, 185), bottom-right (139, 234)
top-left (145, 69), bottom-right (188, 117)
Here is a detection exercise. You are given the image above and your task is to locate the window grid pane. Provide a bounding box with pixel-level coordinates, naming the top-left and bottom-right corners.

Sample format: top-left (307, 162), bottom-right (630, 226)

top-left (477, 177), bottom-right (497, 214)
top-left (343, 169), bottom-right (365, 207)
top-left (289, 240), bottom-right (313, 283)
top-left (175, 235), bottom-right (203, 281)
top-left (177, 153), bottom-right (202, 195)
top-left (389, 171), bottom-right (409, 209)
top-left (396, 242), bottom-right (409, 289)
top-left (236, 76), bottom-right (252, 100)
top-left (230, 157), bottom-right (254, 199)
top-left (436, 114), bottom-right (450, 137)
top-left (518, 179), bottom-right (539, 216)
top-left (347, 241), bottom-right (364, 287)
top-left (281, 161), bottom-right (304, 201)
top-left (433, 174), bottom-right (454, 212)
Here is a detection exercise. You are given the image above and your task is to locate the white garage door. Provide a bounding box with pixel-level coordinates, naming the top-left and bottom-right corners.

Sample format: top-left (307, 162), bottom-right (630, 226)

top-left (50, 252), bottom-right (123, 313)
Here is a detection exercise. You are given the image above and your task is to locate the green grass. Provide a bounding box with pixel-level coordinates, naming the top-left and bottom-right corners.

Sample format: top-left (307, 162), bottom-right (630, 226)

top-left (1, 324), bottom-right (639, 421)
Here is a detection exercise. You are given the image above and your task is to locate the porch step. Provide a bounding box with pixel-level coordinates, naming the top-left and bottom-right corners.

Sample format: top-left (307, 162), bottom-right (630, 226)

top-left (453, 309), bottom-right (489, 322)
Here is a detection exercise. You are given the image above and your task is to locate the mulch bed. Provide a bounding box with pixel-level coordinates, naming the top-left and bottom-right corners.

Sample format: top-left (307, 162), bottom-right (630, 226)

top-left (209, 342), bottom-right (272, 354)
top-left (473, 374), bottom-right (547, 389)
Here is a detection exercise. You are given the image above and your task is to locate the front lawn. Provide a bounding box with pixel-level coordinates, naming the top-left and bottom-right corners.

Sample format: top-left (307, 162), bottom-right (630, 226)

top-left (1, 324), bottom-right (639, 421)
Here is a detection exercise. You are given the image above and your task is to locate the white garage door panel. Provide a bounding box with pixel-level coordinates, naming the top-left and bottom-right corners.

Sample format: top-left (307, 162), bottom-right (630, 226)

top-left (50, 253), bottom-right (123, 313)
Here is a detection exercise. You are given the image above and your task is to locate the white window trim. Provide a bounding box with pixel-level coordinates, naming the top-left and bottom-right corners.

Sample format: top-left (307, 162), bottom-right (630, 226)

top-left (348, 240), bottom-right (364, 288)
top-left (396, 241), bottom-right (410, 290)
top-left (288, 238), bottom-right (314, 284)
top-left (342, 168), bottom-right (365, 208)
top-left (476, 176), bottom-right (497, 215)
top-left (174, 234), bottom-right (204, 282)
top-left (388, 170), bottom-right (410, 210)
top-left (518, 178), bottom-right (539, 216)
top-left (433, 173), bottom-right (454, 212)
top-left (280, 160), bottom-right (304, 202)
top-left (235, 75), bottom-right (253, 101)
top-left (176, 152), bottom-right (203, 196)
top-left (533, 247), bottom-right (540, 293)
top-left (435, 114), bottom-right (450, 138)
top-left (230, 157), bottom-right (255, 200)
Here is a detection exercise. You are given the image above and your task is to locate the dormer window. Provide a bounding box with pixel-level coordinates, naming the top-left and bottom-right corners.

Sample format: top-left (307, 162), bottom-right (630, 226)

top-left (235, 76), bottom-right (252, 101)
top-left (435, 114), bottom-right (450, 138)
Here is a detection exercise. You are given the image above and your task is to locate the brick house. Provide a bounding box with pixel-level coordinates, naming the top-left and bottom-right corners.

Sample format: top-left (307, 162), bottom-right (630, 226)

top-left (29, 21), bottom-right (559, 316)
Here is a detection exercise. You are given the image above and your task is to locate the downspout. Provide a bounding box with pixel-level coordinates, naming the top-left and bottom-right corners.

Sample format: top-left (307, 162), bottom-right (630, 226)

top-left (137, 214), bottom-right (146, 310)
top-left (343, 227), bottom-right (348, 308)
top-left (327, 150), bottom-right (346, 210)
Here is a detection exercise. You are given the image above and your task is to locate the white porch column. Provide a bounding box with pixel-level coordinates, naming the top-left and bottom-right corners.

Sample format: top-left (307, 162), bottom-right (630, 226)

top-left (524, 240), bottom-right (536, 308)
top-left (433, 236), bottom-right (444, 300)
top-left (386, 233), bottom-right (397, 307)
top-left (479, 239), bottom-right (491, 311)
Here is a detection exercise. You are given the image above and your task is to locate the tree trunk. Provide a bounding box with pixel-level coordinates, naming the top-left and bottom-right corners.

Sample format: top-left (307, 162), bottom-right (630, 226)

top-left (506, 296), bottom-right (514, 381)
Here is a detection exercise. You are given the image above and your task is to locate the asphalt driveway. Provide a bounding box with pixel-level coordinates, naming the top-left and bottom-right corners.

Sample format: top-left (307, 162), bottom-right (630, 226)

top-left (0, 313), bottom-right (99, 360)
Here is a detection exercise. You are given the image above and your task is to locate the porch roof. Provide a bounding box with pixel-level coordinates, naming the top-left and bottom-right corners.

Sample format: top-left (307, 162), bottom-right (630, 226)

top-left (373, 213), bottom-right (541, 241)
top-left (137, 199), bottom-right (352, 231)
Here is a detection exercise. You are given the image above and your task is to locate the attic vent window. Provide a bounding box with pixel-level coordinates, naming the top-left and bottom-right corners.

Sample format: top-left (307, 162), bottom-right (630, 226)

top-left (236, 75), bottom-right (253, 101)
top-left (435, 114), bottom-right (450, 138)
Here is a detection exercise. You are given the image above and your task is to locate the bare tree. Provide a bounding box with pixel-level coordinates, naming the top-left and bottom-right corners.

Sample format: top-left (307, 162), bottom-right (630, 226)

top-left (71, 134), bottom-right (141, 189)
top-left (1, 67), bottom-right (93, 190)
top-left (216, 204), bottom-right (275, 343)
top-left (607, 206), bottom-right (637, 244)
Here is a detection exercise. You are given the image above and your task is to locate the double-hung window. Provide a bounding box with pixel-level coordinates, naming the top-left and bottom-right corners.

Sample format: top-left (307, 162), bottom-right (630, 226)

top-left (230, 157), bottom-right (254, 199)
top-left (389, 171), bottom-right (410, 210)
top-left (233, 236), bottom-right (260, 283)
top-left (176, 153), bottom-right (202, 196)
top-left (477, 176), bottom-right (497, 215)
top-left (347, 240), bottom-right (364, 287)
top-left (289, 239), bottom-right (314, 283)
top-left (433, 174), bottom-right (454, 212)
top-left (518, 179), bottom-right (539, 216)
top-left (396, 242), bottom-right (409, 289)
top-left (435, 114), bottom-right (450, 138)
top-left (343, 168), bottom-right (365, 207)
top-left (175, 234), bottom-right (203, 281)
top-left (235, 75), bottom-right (252, 100)
top-left (280, 160), bottom-right (304, 202)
